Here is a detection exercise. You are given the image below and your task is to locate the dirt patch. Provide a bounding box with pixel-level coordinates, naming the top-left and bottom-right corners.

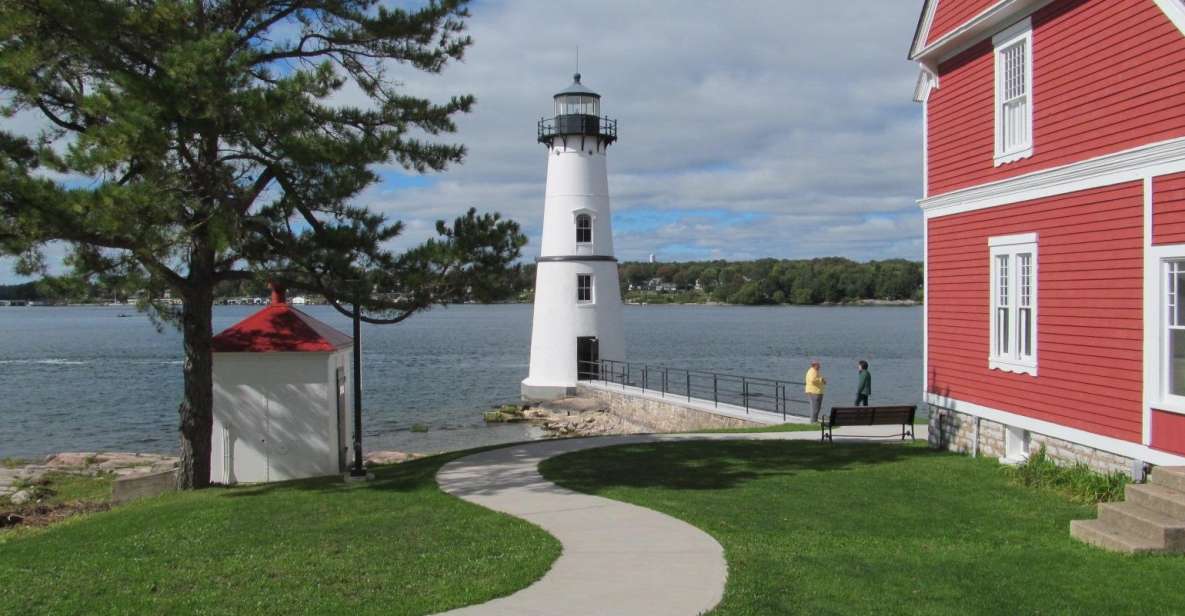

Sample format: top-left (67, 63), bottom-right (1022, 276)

top-left (1, 501), bottom-right (110, 529)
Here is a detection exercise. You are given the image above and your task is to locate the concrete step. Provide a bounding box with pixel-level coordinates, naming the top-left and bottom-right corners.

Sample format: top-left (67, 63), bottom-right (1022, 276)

top-left (1150, 466), bottom-right (1185, 494)
top-left (1070, 519), bottom-right (1167, 554)
top-left (1126, 483), bottom-right (1185, 520)
top-left (1098, 502), bottom-right (1185, 551)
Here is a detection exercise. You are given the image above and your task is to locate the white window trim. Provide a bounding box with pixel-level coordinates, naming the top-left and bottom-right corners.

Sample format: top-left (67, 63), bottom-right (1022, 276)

top-left (573, 209), bottom-right (595, 246)
top-left (576, 273), bottom-right (594, 305)
top-left (989, 232), bottom-right (1038, 376)
top-left (1152, 244), bottom-right (1185, 415)
top-left (993, 18), bottom-right (1034, 167)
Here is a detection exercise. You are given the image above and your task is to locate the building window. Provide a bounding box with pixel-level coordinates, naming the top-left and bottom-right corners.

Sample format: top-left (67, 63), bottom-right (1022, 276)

top-left (989, 233), bottom-right (1037, 375)
top-left (577, 274), bottom-right (593, 304)
top-left (993, 18), bottom-right (1033, 166)
top-left (576, 214), bottom-right (592, 244)
top-left (1165, 261), bottom-right (1185, 401)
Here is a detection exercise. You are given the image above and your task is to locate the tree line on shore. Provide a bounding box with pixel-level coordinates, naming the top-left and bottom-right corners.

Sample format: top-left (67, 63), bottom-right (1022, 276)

top-left (514, 257), bottom-right (923, 305)
top-left (4, 257), bottom-right (922, 306)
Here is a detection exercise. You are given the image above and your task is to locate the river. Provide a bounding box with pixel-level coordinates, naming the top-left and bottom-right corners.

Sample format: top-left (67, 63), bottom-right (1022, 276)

top-left (0, 304), bottom-right (921, 458)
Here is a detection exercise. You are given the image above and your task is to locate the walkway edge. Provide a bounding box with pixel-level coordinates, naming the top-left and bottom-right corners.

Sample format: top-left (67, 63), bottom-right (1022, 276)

top-left (434, 427), bottom-right (928, 616)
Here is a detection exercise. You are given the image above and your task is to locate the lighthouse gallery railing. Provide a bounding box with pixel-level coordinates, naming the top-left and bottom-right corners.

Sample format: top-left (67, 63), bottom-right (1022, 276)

top-left (578, 358), bottom-right (808, 422)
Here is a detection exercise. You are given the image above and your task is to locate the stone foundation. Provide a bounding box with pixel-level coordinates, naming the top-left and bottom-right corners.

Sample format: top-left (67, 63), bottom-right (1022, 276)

top-left (927, 404), bottom-right (1134, 476)
top-left (576, 385), bottom-right (766, 433)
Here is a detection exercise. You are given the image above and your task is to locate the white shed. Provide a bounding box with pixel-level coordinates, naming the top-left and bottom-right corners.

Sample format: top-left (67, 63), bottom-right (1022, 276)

top-left (210, 286), bottom-right (353, 484)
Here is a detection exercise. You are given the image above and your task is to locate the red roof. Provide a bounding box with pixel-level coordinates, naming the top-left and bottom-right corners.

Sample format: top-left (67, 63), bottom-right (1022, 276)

top-left (212, 288), bottom-right (353, 353)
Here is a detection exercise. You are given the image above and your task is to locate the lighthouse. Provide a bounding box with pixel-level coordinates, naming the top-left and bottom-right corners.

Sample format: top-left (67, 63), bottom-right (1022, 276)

top-left (521, 73), bottom-right (625, 400)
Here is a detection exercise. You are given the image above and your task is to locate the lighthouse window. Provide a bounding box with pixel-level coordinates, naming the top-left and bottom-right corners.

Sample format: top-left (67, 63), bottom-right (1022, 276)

top-left (576, 214), bottom-right (592, 244)
top-left (555, 95), bottom-right (599, 117)
top-left (577, 274), bottom-right (593, 304)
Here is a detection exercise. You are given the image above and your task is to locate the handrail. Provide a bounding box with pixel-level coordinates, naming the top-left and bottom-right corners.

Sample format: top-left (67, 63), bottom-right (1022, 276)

top-left (578, 359), bottom-right (808, 421)
top-left (538, 115), bottom-right (618, 144)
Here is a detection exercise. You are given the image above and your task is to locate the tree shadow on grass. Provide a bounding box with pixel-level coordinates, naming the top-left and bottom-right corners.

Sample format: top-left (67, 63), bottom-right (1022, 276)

top-left (216, 448), bottom-right (475, 499)
top-left (539, 440), bottom-right (933, 494)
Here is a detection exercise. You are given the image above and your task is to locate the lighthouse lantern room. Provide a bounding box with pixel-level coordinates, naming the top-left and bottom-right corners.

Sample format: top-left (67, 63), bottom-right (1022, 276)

top-left (522, 73), bottom-right (625, 400)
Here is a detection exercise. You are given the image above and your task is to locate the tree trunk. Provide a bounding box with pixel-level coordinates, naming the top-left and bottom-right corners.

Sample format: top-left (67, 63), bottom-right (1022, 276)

top-left (177, 252), bottom-right (216, 489)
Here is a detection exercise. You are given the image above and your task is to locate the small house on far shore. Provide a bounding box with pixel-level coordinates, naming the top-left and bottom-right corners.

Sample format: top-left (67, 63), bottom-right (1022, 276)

top-left (210, 285), bottom-right (352, 484)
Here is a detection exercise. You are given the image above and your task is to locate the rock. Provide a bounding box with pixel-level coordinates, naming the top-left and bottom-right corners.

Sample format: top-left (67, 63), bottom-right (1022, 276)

top-left (44, 452), bottom-right (97, 467)
top-left (10, 489), bottom-right (33, 505)
top-left (364, 451), bottom-right (424, 465)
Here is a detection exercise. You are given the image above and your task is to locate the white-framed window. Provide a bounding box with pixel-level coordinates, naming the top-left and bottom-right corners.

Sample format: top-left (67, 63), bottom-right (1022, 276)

top-left (989, 233), bottom-right (1037, 375)
top-left (1161, 259), bottom-right (1185, 409)
top-left (993, 18), bottom-right (1033, 166)
top-left (577, 274), bottom-right (593, 304)
top-left (575, 213), bottom-right (592, 244)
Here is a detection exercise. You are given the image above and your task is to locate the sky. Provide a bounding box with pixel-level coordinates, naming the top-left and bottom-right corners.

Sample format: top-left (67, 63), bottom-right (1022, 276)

top-left (0, 0), bottom-right (927, 284)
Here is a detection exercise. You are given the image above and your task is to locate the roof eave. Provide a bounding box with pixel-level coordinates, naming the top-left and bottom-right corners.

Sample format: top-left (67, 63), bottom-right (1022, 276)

top-left (908, 0), bottom-right (1051, 64)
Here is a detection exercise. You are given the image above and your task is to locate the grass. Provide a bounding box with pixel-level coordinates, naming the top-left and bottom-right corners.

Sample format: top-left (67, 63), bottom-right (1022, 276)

top-left (540, 440), bottom-right (1185, 615)
top-left (1003, 445), bottom-right (1129, 503)
top-left (1, 457), bottom-right (31, 469)
top-left (43, 472), bottom-right (115, 504)
top-left (0, 450), bottom-right (560, 615)
top-left (12, 471), bottom-right (116, 507)
top-left (690, 422), bottom-right (821, 434)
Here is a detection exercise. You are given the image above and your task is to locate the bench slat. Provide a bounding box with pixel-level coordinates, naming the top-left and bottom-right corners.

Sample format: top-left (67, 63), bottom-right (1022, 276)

top-left (826, 405), bottom-right (916, 428)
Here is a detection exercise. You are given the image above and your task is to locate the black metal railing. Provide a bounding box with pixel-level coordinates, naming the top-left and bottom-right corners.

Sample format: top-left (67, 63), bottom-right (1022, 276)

top-left (578, 359), bottom-right (807, 421)
top-left (538, 114), bottom-right (618, 144)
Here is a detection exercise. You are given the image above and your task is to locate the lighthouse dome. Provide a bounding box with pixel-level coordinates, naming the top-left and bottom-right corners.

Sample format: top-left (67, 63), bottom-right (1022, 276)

top-left (554, 73), bottom-right (600, 117)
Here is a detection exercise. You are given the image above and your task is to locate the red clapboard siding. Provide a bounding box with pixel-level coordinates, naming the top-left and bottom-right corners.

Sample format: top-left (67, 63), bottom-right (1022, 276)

top-left (927, 181), bottom-right (1144, 442)
top-left (1153, 172), bottom-right (1185, 245)
top-left (927, 0), bottom-right (1001, 46)
top-left (927, 0), bottom-right (1185, 196)
top-left (1151, 410), bottom-right (1185, 455)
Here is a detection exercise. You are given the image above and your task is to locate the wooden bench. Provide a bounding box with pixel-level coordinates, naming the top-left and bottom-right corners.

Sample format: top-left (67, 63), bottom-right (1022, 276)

top-left (821, 405), bottom-right (917, 442)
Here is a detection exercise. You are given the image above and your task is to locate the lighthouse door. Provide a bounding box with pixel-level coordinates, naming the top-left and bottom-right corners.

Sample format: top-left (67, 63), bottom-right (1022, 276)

top-left (577, 336), bottom-right (599, 381)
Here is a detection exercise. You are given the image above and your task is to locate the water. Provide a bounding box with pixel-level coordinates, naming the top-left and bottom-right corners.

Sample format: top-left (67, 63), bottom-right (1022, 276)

top-left (0, 304), bottom-right (921, 459)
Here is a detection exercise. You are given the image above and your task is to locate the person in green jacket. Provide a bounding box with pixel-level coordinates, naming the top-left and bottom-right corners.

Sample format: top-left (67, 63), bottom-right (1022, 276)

top-left (855, 360), bottom-right (871, 406)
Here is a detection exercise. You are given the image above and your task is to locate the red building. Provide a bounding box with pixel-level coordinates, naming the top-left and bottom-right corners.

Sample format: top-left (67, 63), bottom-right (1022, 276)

top-left (911, 0), bottom-right (1185, 473)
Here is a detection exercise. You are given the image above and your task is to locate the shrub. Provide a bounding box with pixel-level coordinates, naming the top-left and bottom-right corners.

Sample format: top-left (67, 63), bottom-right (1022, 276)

top-left (1002, 445), bottom-right (1128, 503)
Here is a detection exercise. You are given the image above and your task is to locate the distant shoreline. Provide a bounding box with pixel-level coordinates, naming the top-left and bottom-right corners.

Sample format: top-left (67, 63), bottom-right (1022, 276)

top-left (1, 299), bottom-right (923, 309)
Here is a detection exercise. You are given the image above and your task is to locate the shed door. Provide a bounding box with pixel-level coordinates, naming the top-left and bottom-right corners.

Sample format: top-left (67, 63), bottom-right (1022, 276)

top-left (229, 386), bottom-right (270, 484)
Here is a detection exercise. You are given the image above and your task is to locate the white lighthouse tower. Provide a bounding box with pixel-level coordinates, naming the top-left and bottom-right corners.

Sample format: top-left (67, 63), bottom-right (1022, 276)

top-left (521, 73), bottom-right (625, 400)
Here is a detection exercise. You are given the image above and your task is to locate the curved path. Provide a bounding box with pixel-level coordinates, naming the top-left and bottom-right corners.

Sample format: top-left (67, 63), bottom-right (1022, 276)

top-left (436, 426), bottom-right (925, 616)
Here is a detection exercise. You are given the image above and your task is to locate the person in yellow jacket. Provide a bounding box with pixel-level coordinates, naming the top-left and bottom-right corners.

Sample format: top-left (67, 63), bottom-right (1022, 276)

top-left (805, 361), bottom-right (826, 422)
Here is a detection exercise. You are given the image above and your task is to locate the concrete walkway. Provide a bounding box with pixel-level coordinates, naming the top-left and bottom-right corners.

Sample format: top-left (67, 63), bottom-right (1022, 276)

top-left (436, 425), bottom-right (926, 616)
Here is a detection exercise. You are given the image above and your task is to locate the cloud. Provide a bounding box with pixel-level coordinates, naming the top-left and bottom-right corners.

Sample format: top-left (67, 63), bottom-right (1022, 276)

top-left (0, 1), bottom-right (926, 283)
top-left (359, 0), bottom-right (926, 263)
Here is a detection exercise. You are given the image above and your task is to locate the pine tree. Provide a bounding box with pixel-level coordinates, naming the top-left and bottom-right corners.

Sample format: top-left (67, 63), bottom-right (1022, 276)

top-left (0, 0), bottom-right (525, 488)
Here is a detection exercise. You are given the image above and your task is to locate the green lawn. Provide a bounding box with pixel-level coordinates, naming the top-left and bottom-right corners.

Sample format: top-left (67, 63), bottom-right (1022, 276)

top-left (540, 440), bottom-right (1185, 615)
top-left (690, 422), bottom-right (821, 434)
top-left (0, 451), bottom-right (559, 615)
top-left (39, 471), bottom-right (115, 505)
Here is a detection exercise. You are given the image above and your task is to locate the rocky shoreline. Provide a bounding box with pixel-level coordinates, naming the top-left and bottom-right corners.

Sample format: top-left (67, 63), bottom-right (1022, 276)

top-left (485, 397), bottom-right (648, 438)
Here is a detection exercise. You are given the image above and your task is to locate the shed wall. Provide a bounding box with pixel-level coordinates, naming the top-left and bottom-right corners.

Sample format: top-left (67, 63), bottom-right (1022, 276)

top-left (212, 353), bottom-right (340, 484)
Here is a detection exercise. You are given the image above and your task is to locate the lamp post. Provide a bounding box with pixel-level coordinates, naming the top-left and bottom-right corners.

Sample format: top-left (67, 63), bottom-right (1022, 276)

top-left (345, 279), bottom-right (369, 480)
top-left (350, 295), bottom-right (367, 478)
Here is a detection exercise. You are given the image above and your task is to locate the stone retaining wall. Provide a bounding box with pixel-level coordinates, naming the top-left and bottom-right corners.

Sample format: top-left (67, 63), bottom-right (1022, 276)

top-left (112, 469), bottom-right (178, 504)
top-left (927, 404), bottom-right (1133, 476)
top-left (576, 385), bottom-right (765, 432)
